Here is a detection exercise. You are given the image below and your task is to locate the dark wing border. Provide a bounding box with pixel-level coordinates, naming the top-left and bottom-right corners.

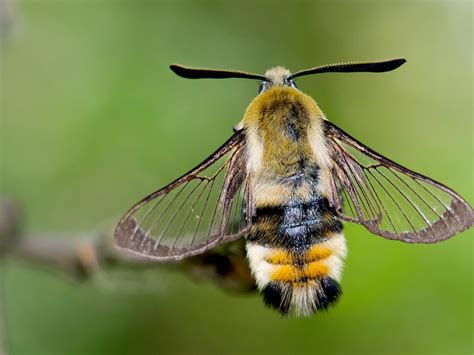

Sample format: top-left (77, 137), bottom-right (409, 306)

top-left (115, 131), bottom-right (253, 260)
top-left (325, 120), bottom-right (474, 243)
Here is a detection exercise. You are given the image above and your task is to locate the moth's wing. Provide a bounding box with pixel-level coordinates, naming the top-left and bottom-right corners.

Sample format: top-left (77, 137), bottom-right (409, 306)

top-left (324, 121), bottom-right (474, 243)
top-left (115, 131), bottom-right (253, 260)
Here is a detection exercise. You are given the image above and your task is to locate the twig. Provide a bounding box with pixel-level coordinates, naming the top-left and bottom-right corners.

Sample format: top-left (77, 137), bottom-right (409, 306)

top-left (0, 198), bottom-right (256, 292)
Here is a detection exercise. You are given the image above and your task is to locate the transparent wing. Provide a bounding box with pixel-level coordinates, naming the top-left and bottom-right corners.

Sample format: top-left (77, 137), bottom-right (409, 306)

top-left (325, 121), bottom-right (474, 243)
top-left (115, 132), bottom-right (253, 260)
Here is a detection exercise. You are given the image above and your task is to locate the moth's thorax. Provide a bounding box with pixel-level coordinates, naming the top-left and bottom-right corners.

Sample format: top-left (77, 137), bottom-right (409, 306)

top-left (241, 87), bottom-right (333, 206)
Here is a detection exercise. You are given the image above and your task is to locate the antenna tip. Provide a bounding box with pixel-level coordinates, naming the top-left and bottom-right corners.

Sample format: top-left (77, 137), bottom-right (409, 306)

top-left (169, 64), bottom-right (183, 76)
top-left (394, 58), bottom-right (407, 67)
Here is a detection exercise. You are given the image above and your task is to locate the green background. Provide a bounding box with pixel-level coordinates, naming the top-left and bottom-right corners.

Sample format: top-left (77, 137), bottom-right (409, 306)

top-left (1, 1), bottom-right (472, 354)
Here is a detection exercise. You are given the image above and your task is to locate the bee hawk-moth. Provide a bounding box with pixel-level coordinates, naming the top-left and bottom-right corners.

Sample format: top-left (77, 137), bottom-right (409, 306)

top-left (115, 59), bottom-right (473, 316)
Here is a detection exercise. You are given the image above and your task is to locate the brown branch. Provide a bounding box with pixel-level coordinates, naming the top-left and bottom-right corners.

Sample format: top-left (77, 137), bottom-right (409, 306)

top-left (0, 198), bottom-right (256, 293)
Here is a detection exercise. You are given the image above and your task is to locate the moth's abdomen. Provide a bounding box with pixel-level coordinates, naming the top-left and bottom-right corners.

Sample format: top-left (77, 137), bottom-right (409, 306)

top-left (245, 157), bottom-right (346, 315)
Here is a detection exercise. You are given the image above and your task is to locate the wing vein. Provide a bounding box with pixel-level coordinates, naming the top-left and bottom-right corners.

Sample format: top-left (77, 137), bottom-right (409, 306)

top-left (153, 181), bottom-right (202, 250)
top-left (169, 180), bottom-right (209, 250)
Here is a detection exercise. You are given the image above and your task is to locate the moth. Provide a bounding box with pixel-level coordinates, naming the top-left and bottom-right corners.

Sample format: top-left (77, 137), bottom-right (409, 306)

top-left (115, 59), bottom-right (473, 316)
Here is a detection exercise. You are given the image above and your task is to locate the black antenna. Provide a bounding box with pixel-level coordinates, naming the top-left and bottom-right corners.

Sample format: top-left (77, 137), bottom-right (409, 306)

top-left (170, 64), bottom-right (267, 81)
top-left (289, 58), bottom-right (406, 79)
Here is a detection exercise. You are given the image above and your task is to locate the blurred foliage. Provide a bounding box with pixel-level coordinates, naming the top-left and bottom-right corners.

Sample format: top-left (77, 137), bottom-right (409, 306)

top-left (1, 1), bottom-right (472, 354)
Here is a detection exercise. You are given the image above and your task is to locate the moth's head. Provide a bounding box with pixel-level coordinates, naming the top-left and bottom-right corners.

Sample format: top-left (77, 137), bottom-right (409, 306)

top-left (259, 66), bottom-right (296, 93)
top-left (169, 58), bottom-right (406, 96)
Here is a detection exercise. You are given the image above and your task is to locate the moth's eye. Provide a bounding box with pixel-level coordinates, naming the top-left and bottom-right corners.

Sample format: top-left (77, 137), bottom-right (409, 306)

top-left (285, 78), bottom-right (298, 89)
top-left (258, 82), bottom-right (268, 94)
